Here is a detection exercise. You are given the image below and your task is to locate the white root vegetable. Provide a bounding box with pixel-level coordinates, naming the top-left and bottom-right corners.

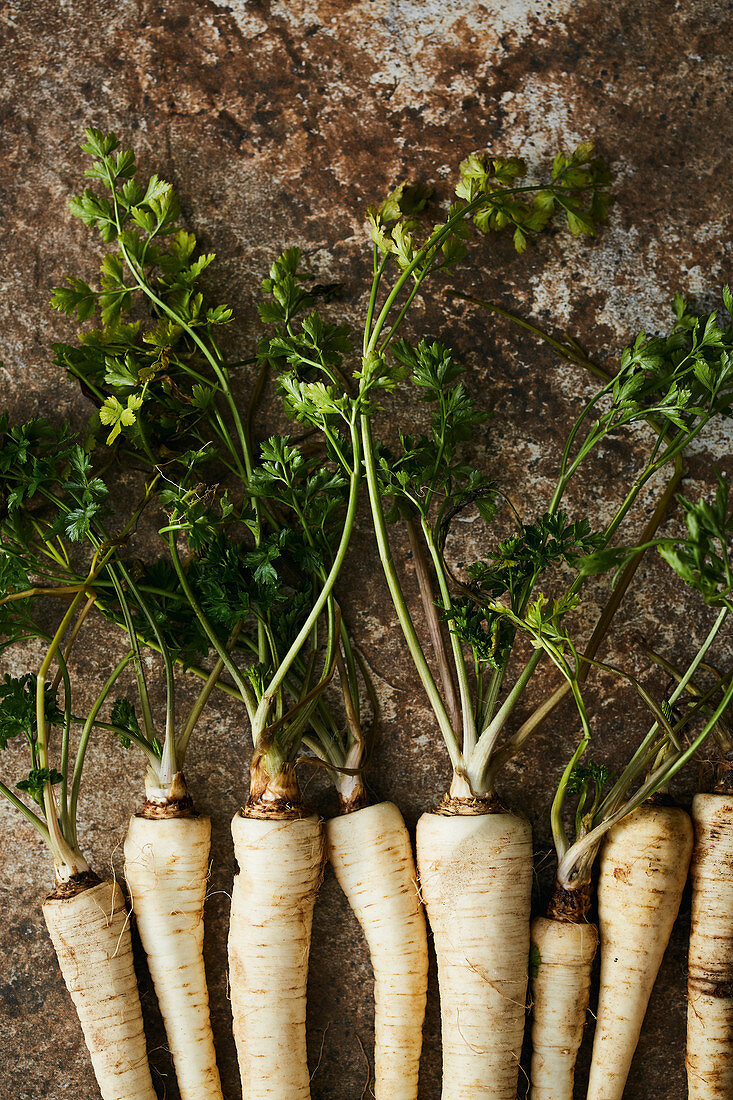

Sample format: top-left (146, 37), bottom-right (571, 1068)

top-left (687, 792), bottom-right (733, 1099)
top-left (123, 813), bottom-right (223, 1100)
top-left (228, 811), bottom-right (324, 1098)
top-left (326, 801), bottom-right (428, 1100)
top-left (416, 809), bottom-right (532, 1100)
top-left (43, 878), bottom-right (157, 1100)
top-left (587, 802), bottom-right (693, 1100)
top-left (529, 915), bottom-right (598, 1100)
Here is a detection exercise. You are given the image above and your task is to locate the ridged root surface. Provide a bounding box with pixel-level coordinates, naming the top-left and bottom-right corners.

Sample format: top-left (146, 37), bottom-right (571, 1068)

top-left (123, 814), bottom-right (223, 1100)
top-left (587, 803), bottom-right (693, 1100)
top-left (326, 801), bottom-right (428, 1100)
top-left (687, 793), bottom-right (733, 1099)
top-left (529, 916), bottom-right (598, 1100)
top-left (416, 810), bottom-right (532, 1100)
top-left (228, 811), bottom-right (323, 1099)
top-left (43, 879), bottom-right (157, 1100)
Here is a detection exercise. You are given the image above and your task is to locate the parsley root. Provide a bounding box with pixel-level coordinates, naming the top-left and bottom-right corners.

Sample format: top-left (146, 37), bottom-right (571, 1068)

top-left (529, 914), bottom-right (598, 1099)
top-left (416, 809), bottom-right (532, 1098)
top-left (326, 801), bottom-right (428, 1098)
top-left (43, 879), bottom-right (158, 1100)
top-left (587, 803), bottom-right (693, 1099)
top-left (228, 811), bottom-right (324, 1098)
top-left (123, 811), bottom-right (223, 1100)
top-left (687, 793), bottom-right (733, 1098)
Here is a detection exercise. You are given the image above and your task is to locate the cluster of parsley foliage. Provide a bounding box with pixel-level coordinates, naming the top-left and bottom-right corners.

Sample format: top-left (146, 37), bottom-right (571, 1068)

top-left (258, 178), bottom-right (732, 814)
top-left (1, 125), bottom-right (730, 870)
top-left (45, 130), bottom-right (379, 796)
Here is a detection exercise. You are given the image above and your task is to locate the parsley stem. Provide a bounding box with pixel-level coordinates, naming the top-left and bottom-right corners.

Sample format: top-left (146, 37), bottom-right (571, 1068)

top-left (55, 649), bottom-right (73, 840)
top-left (69, 653), bottom-right (135, 846)
top-left (36, 587), bottom-right (90, 873)
top-left (364, 250), bottom-right (389, 351)
top-left (405, 519), bottom-right (461, 735)
top-left (491, 458), bottom-right (684, 773)
top-left (0, 780), bottom-right (51, 843)
top-left (167, 533), bottom-right (258, 725)
top-left (115, 561), bottom-right (176, 771)
top-left (551, 687), bottom-right (592, 864)
top-left (377, 276), bottom-right (426, 357)
top-left (51, 593), bottom-right (97, 694)
top-left (251, 421), bottom-right (361, 742)
top-left (480, 651), bottom-right (512, 730)
top-left (179, 623), bottom-right (242, 762)
top-left (106, 567), bottom-right (156, 744)
top-left (597, 606), bottom-right (729, 819)
top-left (444, 292), bottom-right (609, 383)
top-left (421, 518), bottom-right (477, 757)
top-left (467, 648), bottom-right (543, 792)
top-left (366, 195), bottom-right (485, 354)
top-left (360, 413), bottom-right (462, 769)
top-left (338, 617), bottom-right (361, 722)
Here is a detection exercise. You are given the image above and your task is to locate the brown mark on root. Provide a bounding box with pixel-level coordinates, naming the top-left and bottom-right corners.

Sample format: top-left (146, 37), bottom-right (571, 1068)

top-left (546, 879), bottom-right (593, 923)
top-left (245, 755), bottom-right (308, 818)
top-left (138, 794), bottom-right (195, 819)
top-left (140, 770), bottom-right (195, 818)
top-left (46, 869), bottom-right (101, 900)
top-left (242, 797), bottom-right (309, 820)
top-left (337, 788), bottom-right (371, 815)
top-left (688, 976), bottom-right (733, 998)
top-left (435, 791), bottom-right (504, 815)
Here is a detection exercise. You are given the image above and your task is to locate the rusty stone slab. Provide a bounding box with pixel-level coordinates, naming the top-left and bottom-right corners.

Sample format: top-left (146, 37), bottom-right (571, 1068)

top-left (0, 1), bottom-right (732, 1098)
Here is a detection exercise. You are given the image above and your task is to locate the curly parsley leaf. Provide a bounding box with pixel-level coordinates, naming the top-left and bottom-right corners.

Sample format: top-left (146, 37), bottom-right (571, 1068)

top-left (659, 475), bottom-right (732, 605)
top-left (16, 768), bottom-right (64, 807)
top-left (0, 674), bottom-right (63, 752)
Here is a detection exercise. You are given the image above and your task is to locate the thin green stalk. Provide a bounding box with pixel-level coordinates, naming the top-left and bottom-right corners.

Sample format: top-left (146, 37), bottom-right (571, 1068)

top-left (0, 780), bottom-right (51, 842)
top-left (377, 278), bottom-right (426, 356)
top-left (547, 391), bottom-right (613, 515)
top-left (644, 649), bottom-right (733, 751)
top-left (466, 647), bottom-right (544, 791)
top-left (364, 249), bottom-right (389, 349)
top-left (51, 593), bottom-right (97, 694)
top-left (551, 697), bottom-right (593, 862)
top-left (480, 654), bottom-right (511, 728)
top-left (55, 649), bottom-right (73, 839)
top-left (93, 720), bottom-right (162, 760)
top-left (338, 618), bottom-right (360, 722)
top-left (444, 292), bottom-right (611, 383)
top-left (167, 533), bottom-right (257, 724)
top-left (36, 589), bottom-right (88, 870)
top-left (105, 567), bottom-right (156, 742)
top-left (251, 424), bottom-right (361, 740)
top-left (69, 653), bottom-right (135, 845)
top-left (597, 606), bottom-right (729, 817)
top-left (405, 519), bottom-right (461, 735)
top-left (302, 733), bottom-right (342, 769)
top-left (178, 624), bottom-right (242, 761)
top-left (115, 561), bottom-right (176, 763)
top-left (559, 676), bottom-right (733, 886)
top-left (366, 196), bottom-right (485, 353)
top-left (422, 518), bottom-right (477, 756)
top-left (360, 414), bottom-right (462, 768)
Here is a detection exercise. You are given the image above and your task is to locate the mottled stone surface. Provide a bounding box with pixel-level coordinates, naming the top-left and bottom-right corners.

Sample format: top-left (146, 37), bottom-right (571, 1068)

top-left (0, 1), bottom-right (732, 1097)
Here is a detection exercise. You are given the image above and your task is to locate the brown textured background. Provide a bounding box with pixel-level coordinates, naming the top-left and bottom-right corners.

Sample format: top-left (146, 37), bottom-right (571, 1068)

top-left (1, 1), bottom-right (732, 1097)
